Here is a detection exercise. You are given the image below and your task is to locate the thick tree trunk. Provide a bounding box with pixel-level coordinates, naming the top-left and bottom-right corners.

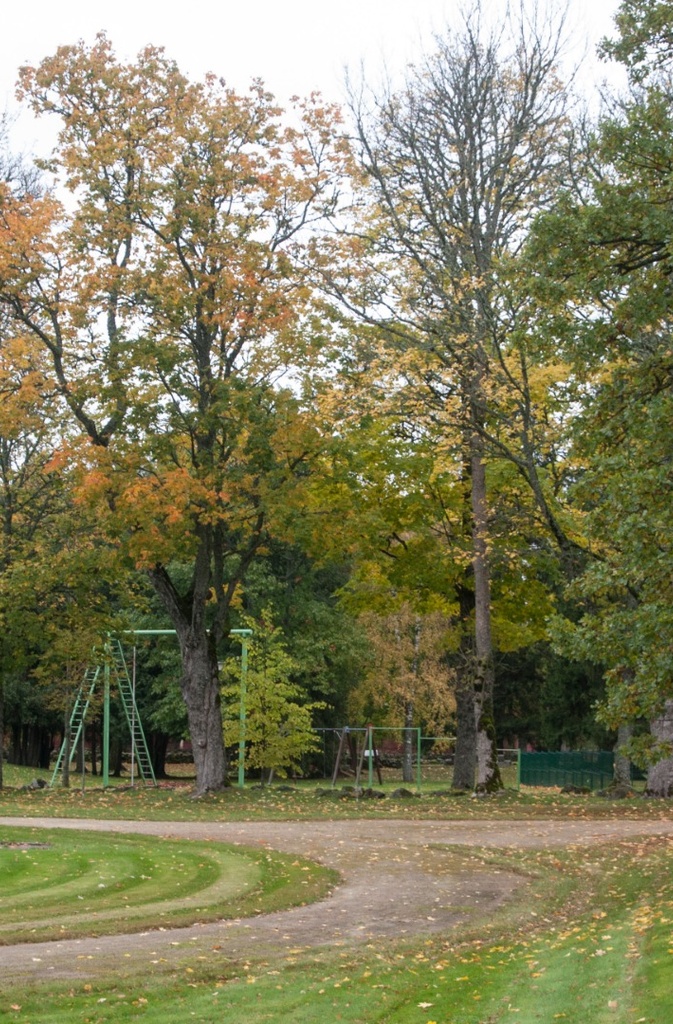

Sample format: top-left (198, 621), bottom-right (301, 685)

top-left (452, 583), bottom-right (476, 790)
top-left (111, 735), bottom-right (123, 777)
top-left (470, 447), bottom-right (503, 793)
top-left (402, 700), bottom-right (414, 783)
top-left (450, 512), bottom-right (477, 790)
top-left (452, 674), bottom-right (476, 789)
top-left (613, 722), bottom-right (633, 788)
top-left (149, 731), bottom-right (169, 779)
top-left (148, 554), bottom-right (229, 795)
top-left (178, 630), bottom-right (227, 793)
top-left (647, 701), bottom-right (673, 797)
top-left (75, 731), bottom-right (85, 774)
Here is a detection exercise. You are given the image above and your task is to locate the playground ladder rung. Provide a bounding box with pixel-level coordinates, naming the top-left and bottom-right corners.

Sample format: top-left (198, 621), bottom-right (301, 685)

top-left (110, 642), bottom-right (157, 786)
top-left (50, 642), bottom-right (157, 787)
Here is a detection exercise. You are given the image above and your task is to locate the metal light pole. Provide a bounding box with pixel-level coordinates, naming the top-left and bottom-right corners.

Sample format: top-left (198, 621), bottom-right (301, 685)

top-left (230, 629), bottom-right (253, 788)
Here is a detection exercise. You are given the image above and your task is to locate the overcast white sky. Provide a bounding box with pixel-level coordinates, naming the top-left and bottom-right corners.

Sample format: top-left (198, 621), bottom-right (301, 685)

top-left (3, 0), bottom-right (623, 153)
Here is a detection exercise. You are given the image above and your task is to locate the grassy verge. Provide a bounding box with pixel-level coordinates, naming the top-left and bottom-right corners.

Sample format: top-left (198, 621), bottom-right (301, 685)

top-left (1, 764), bottom-right (670, 822)
top-left (0, 825), bottom-right (337, 944)
top-left (2, 836), bottom-right (672, 1022)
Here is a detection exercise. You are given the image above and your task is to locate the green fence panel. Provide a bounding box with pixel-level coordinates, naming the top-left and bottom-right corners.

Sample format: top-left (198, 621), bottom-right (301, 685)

top-left (520, 751), bottom-right (615, 790)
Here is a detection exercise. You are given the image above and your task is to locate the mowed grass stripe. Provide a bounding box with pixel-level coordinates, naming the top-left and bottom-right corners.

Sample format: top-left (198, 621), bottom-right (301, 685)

top-left (0, 827), bottom-right (333, 943)
top-left (0, 846), bottom-right (222, 916)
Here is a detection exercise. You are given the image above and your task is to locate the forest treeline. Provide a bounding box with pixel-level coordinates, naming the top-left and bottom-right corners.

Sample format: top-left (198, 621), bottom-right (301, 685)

top-left (0, 0), bottom-right (671, 795)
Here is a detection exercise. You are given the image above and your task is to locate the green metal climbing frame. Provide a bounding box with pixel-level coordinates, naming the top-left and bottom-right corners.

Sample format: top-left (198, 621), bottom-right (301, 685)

top-left (49, 638), bottom-right (157, 788)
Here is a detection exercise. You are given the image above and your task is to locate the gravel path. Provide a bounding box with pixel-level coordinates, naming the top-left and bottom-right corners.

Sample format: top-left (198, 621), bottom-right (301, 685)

top-left (1, 815), bottom-right (672, 981)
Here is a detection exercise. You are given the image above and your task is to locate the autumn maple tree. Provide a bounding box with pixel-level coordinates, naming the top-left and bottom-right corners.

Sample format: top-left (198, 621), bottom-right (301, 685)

top-left (0, 36), bottom-right (350, 792)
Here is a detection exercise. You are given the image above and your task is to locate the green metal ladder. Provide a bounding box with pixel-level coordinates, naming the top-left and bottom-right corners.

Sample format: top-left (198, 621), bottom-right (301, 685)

top-left (49, 665), bottom-right (101, 786)
top-left (50, 639), bottom-right (157, 787)
top-left (110, 638), bottom-right (156, 786)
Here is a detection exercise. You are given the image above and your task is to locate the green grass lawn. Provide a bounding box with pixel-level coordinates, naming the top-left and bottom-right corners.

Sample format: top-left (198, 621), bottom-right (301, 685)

top-left (2, 758), bottom-right (520, 792)
top-left (0, 825), bottom-right (336, 943)
top-left (0, 761), bottom-right (664, 822)
top-left (2, 836), bottom-right (672, 1023)
top-left (1, 762), bottom-right (672, 1023)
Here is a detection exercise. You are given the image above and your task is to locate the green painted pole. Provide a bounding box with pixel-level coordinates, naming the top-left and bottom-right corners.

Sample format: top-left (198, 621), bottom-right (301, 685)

top-left (103, 660), bottom-right (110, 788)
top-left (416, 728), bottom-right (422, 792)
top-left (238, 638), bottom-right (248, 788)
top-left (230, 629), bottom-right (253, 789)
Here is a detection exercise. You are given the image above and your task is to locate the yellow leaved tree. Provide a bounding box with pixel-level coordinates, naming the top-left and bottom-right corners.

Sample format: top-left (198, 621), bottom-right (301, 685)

top-left (0, 35), bottom-right (351, 793)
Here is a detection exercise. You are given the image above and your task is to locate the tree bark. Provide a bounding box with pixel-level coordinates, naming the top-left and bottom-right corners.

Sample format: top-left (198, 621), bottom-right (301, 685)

top-left (452, 582), bottom-right (476, 790)
top-left (647, 701), bottom-right (673, 797)
top-left (75, 730), bottom-right (85, 774)
top-left (148, 545), bottom-right (229, 794)
top-left (470, 444), bottom-right (503, 792)
top-left (175, 627), bottom-right (227, 793)
top-left (613, 722), bottom-right (633, 788)
top-left (111, 734), bottom-right (124, 777)
top-left (149, 731), bottom-right (169, 779)
top-left (452, 673), bottom-right (476, 789)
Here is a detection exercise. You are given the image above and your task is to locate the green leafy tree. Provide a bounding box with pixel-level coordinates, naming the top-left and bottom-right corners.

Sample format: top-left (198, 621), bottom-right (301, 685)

top-left (0, 288), bottom-right (125, 781)
top-left (222, 611), bottom-right (325, 782)
top-left (526, 0), bottom-right (673, 793)
top-left (239, 543), bottom-right (369, 727)
top-left (0, 36), bottom-right (350, 793)
top-left (307, 386), bottom-right (556, 788)
top-left (318, 3), bottom-right (573, 790)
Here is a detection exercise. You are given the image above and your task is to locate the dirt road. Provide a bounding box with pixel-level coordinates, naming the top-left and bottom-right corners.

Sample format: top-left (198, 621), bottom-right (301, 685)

top-left (1, 815), bottom-right (672, 980)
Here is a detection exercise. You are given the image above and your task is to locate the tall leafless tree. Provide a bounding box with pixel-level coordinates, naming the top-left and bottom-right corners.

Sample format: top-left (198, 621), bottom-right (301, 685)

top-left (345, 4), bottom-right (571, 789)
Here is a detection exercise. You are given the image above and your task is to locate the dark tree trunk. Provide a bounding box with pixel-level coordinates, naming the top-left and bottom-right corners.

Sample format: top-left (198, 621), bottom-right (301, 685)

top-left (613, 722), bottom-right (633, 788)
top-left (75, 731), bottom-right (85, 773)
top-left (111, 734), bottom-right (124, 777)
top-left (9, 725), bottom-right (20, 765)
top-left (453, 584), bottom-right (476, 790)
top-left (647, 701), bottom-right (673, 797)
top-left (178, 630), bottom-right (227, 793)
top-left (38, 732), bottom-right (52, 771)
top-left (453, 673), bottom-right (476, 789)
top-left (149, 731), bottom-right (170, 779)
top-left (470, 443), bottom-right (502, 792)
top-left (61, 712), bottom-right (70, 789)
top-left (148, 544), bottom-right (230, 795)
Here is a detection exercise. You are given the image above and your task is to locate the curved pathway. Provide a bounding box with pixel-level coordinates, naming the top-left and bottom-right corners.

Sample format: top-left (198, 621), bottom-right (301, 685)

top-left (1, 816), bottom-right (672, 980)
